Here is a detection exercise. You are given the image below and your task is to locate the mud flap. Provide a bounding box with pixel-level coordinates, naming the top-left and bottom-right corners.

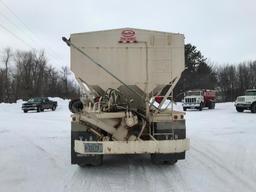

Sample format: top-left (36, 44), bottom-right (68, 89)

top-left (151, 120), bottom-right (186, 164)
top-left (151, 152), bottom-right (185, 164)
top-left (71, 122), bottom-right (103, 166)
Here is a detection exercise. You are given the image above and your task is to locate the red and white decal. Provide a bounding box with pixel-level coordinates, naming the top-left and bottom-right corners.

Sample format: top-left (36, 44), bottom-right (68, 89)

top-left (119, 30), bottom-right (137, 43)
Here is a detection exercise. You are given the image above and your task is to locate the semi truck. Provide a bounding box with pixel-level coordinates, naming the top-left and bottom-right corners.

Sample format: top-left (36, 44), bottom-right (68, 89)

top-left (182, 89), bottom-right (216, 111)
top-left (63, 28), bottom-right (190, 166)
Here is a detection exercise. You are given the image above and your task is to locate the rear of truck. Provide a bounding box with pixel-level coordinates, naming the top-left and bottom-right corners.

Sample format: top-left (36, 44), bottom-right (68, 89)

top-left (203, 90), bottom-right (216, 109)
top-left (64, 28), bottom-right (190, 166)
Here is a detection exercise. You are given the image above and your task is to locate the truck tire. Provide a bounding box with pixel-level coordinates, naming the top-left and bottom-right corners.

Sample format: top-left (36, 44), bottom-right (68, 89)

top-left (198, 103), bottom-right (203, 111)
top-left (208, 102), bottom-right (212, 109)
top-left (183, 107), bottom-right (187, 111)
top-left (52, 105), bottom-right (56, 111)
top-left (251, 103), bottom-right (256, 113)
top-left (208, 102), bottom-right (214, 109)
top-left (23, 110), bottom-right (28, 113)
top-left (209, 102), bottom-right (215, 109)
top-left (236, 107), bottom-right (244, 112)
top-left (37, 106), bottom-right (44, 112)
top-left (69, 99), bottom-right (83, 113)
top-left (151, 154), bottom-right (177, 165)
top-left (78, 155), bottom-right (103, 167)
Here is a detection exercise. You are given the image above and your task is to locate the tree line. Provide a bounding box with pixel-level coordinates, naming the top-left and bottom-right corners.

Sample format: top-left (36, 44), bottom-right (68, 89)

top-left (0, 48), bottom-right (78, 103)
top-left (1, 46), bottom-right (255, 103)
top-left (215, 62), bottom-right (256, 101)
top-left (173, 44), bottom-right (256, 102)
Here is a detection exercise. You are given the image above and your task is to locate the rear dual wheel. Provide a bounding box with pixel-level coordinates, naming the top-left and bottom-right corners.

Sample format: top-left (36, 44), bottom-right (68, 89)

top-left (208, 102), bottom-right (215, 109)
top-left (198, 103), bottom-right (203, 111)
top-left (251, 103), bottom-right (256, 113)
top-left (151, 154), bottom-right (177, 165)
top-left (78, 155), bottom-right (103, 167)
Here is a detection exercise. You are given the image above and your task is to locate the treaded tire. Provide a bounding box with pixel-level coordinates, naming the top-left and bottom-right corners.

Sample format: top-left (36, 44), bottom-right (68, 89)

top-left (251, 103), bottom-right (256, 113)
top-left (151, 154), bottom-right (177, 165)
top-left (236, 107), bottom-right (244, 112)
top-left (199, 103), bottom-right (203, 111)
top-left (78, 155), bottom-right (103, 167)
top-left (69, 99), bottom-right (83, 113)
top-left (208, 102), bottom-right (215, 109)
top-left (52, 105), bottom-right (56, 111)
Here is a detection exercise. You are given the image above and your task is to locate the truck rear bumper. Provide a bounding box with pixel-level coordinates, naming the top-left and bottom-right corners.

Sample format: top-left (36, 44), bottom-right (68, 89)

top-left (74, 139), bottom-right (190, 155)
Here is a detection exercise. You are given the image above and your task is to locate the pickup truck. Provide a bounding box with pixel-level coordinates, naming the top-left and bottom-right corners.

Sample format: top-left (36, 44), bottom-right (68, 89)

top-left (22, 97), bottom-right (57, 113)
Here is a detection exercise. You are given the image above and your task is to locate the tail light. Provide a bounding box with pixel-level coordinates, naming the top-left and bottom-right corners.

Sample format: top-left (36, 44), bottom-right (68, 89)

top-left (155, 96), bottom-right (164, 104)
top-left (94, 96), bottom-right (100, 102)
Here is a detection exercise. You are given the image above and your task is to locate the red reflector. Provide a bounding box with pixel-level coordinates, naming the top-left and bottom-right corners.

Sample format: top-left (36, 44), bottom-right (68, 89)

top-left (94, 96), bottom-right (100, 102)
top-left (118, 40), bottom-right (138, 43)
top-left (155, 96), bottom-right (164, 104)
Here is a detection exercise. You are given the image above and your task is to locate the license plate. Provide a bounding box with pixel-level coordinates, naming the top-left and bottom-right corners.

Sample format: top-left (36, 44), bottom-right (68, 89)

top-left (84, 143), bottom-right (103, 153)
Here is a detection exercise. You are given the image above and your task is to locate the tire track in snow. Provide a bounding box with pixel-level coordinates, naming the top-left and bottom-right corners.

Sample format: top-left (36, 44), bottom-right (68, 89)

top-left (16, 133), bottom-right (62, 170)
top-left (63, 155), bottom-right (186, 192)
top-left (163, 165), bottom-right (191, 192)
top-left (192, 139), bottom-right (256, 189)
top-left (190, 146), bottom-right (256, 192)
top-left (63, 163), bottom-right (119, 192)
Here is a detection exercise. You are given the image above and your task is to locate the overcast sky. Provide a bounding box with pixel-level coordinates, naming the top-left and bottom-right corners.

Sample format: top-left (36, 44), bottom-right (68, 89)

top-left (0, 0), bottom-right (255, 68)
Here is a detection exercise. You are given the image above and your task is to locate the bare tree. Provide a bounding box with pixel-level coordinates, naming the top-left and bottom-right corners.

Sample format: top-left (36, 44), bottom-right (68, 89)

top-left (1, 48), bottom-right (12, 102)
top-left (60, 66), bottom-right (70, 96)
top-left (216, 61), bottom-right (256, 101)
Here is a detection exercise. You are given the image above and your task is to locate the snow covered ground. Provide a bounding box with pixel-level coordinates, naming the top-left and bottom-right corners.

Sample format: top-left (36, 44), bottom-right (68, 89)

top-left (0, 99), bottom-right (256, 192)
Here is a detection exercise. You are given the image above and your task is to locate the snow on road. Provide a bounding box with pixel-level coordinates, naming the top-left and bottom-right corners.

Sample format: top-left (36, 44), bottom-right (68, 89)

top-left (0, 99), bottom-right (256, 192)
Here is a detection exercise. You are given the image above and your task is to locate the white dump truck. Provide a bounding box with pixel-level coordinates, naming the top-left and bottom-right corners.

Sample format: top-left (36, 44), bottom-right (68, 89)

top-left (182, 89), bottom-right (216, 111)
top-left (63, 28), bottom-right (190, 166)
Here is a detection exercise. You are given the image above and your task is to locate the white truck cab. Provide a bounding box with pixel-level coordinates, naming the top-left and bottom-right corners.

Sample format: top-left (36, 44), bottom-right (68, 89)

top-left (235, 89), bottom-right (256, 113)
top-left (182, 90), bottom-right (204, 111)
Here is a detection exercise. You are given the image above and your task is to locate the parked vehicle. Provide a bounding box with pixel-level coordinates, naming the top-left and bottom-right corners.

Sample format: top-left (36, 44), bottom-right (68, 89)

top-left (235, 89), bottom-right (256, 113)
top-left (63, 28), bottom-right (189, 166)
top-left (22, 97), bottom-right (57, 113)
top-left (182, 89), bottom-right (216, 111)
